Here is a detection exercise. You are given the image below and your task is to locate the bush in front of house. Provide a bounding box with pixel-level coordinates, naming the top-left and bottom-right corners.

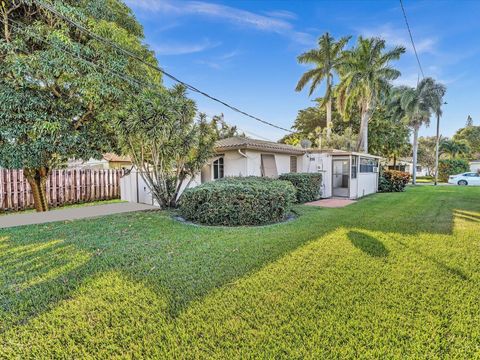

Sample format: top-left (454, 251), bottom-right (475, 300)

top-left (438, 159), bottom-right (470, 182)
top-left (278, 173), bottom-right (322, 203)
top-left (379, 170), bottom-right (410, 192)
top-left (179, 177), bottom-right (296, 226)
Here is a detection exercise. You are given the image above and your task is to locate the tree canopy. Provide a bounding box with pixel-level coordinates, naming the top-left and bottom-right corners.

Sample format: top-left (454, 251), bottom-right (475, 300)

top-left (0, 0), bottom-right (158, 211)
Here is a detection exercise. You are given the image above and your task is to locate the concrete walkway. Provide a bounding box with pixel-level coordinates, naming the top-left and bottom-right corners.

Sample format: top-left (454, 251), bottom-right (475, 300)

top-left (0, 202), bottom-right (157, 229)
top-left (305, 198), bottom-right (357, 208)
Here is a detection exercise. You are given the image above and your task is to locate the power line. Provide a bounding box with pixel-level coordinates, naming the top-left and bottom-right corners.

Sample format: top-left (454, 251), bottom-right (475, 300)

top-left (399, 0), bottom-right (425, 79)
top-left (4, 18), bottom-right (280, 143)
top-left (30, 0), bottom-right (293, 133)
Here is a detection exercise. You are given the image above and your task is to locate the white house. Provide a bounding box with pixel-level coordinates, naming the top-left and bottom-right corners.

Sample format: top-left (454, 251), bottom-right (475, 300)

top-left (385, 158), bottom-right (429, 177)
top-left (120, 136), bottom-right (381, 205)
top-left (470, 160), bottom-right (480, 173)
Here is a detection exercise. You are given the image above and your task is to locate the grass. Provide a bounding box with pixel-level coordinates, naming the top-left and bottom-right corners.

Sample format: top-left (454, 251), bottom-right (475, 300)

top-left (1, 186), bottom-right (480, 358)
top-left (0, 199), bottom-right (125, 216)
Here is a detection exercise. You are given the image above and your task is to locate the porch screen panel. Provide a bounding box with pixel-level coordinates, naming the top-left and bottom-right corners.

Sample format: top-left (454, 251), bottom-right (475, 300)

top-left (261, 154), bottom-right (278, 178)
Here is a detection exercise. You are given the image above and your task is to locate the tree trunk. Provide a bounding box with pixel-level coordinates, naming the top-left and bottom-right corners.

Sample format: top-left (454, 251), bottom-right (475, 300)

top-left (434, 113), bottom-right (441, 186)
top-left (412, 126), bottom-right (419, 185)
top-left (393, 154), bottom-right (397, 168)
top-left (357, 104), bottom-right (370, 153)
top-left (326, 97), bottom-right (332, 140)
top-left (25, 168), bottom-right (49, 212)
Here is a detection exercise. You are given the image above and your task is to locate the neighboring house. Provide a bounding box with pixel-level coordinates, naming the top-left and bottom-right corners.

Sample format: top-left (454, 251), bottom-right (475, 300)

top-left (121, 136), bottom-right (381, 204)
top-left (470, 160), bottom-right (480, 173)
top-left (68, 153), bottom-right (132, 170)
top-left (385, 158), bottom-right (429, 177)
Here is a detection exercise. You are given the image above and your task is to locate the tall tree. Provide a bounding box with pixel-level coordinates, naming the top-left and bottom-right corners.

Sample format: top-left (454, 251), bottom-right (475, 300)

top-left (337, 37), bottom-right (404, 153)
top-left (295, 32), bottom-right (350, 139)
top-left (116, 85), bottom-right (218, 209)
top-left (454, 124), bottom-right (480, 159)
top-left (0, 0), bottom-right (158, 211)
top-left (440, 139), bottom-right (470, 159)
top-left (394, 78), bottom-right (446, 184)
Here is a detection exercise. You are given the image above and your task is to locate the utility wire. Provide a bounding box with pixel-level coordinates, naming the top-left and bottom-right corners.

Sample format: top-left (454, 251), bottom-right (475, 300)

top-left (30, 0), bottom-right (293, 133)
top-left (4, 18), bottom-right (278, 142)
top-left (399, 0), bottom-right (425, 79)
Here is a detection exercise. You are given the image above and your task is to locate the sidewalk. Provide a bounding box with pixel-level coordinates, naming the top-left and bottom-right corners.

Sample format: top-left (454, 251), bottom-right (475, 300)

top-left (0, 202), bottom-right (157, 229)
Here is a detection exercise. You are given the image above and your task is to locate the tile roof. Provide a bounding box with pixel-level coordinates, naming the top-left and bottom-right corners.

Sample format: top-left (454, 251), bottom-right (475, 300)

top-left (103, 153), bottom-right (131, 162)
top-left (214, 137), bottom-right (305, 155)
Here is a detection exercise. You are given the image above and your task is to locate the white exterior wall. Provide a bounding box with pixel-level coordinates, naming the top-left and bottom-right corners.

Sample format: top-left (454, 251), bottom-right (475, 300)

top-left (243, 150), bottom-right (294, 177)
top-left (357, 173), bottom-right (378, 198)
top-left (470, 162), bottom-right (480, 173)
top-left (301, 153), bottom-right (331, 198)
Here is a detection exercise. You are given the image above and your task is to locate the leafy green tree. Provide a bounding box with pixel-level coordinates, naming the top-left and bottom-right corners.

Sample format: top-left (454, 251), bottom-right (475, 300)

top-left (417, 136), bottom-right (439, 176)
top-left (212, 114), bottom-right (245, 139)
top-left (454, 124), bottom-right (480, 159)
top-left (116, 85), bottom-right (218, 209)
top-left (392, 78), bottom-right (446, 184)
top-left (368, 105), bottom-right (411, 161)
top-left (295, 32), bottom-right (350, 139)
top-left (440, 139), bottom-right (470, 159)
top-left (0, 0), bottom-right (157, 211)
top-left (337, 37), bottom-right (404, 153)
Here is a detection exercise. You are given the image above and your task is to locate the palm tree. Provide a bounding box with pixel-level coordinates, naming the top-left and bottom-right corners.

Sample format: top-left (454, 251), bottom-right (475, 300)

top-left (336, 37), bottom-right (405, 153)
top-left (440, 139), bottom-right (470, 158)
top-left (395, 78), bottom-right (446, 184)
top-left (295, 32), bottom-right (351, 139)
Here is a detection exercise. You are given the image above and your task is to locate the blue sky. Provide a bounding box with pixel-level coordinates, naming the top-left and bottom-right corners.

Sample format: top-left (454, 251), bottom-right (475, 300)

top-left (125, 0), bottom-right (480, 141)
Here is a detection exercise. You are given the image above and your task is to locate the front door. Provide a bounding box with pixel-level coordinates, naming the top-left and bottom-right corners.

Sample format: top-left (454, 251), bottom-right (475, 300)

top-left (332, 159), bottom-right (349, 197)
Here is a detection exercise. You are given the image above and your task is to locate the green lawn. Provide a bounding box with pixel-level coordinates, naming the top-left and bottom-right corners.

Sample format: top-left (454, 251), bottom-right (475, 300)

top-left (1, 186), bottom-right (479, 358)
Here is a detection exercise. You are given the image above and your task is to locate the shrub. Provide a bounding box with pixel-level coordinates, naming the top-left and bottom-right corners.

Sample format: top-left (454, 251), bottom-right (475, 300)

top-left (379, 170), bottom-right (410, 192)
top-left (278, 173), bottom-right (322, 203)
top-left (179, 177), bottom-right (296, 226)
top-left (438, 159), bottom-right (470, 182)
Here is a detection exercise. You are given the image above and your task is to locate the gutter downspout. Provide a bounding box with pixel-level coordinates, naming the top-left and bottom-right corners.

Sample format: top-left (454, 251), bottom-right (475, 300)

top-left (238, 149), bottom-right (247, 158)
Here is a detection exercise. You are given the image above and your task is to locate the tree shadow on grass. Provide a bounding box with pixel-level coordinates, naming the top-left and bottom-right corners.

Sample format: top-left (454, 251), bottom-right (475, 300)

top-left (348, 231), bottom-right (389, 257)
top-left (1, 186), bottom-right (479, 334)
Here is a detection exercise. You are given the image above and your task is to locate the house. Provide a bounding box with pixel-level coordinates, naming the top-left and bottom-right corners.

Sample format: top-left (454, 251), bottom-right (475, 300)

top-left (470, 160), bottom-right (480, 173)
top-left (385, 158), bottom-right (429, 177)
top-left (68, 153), bottom-right (132, 170)
top-left (120, 136), bottom-right (382, 204)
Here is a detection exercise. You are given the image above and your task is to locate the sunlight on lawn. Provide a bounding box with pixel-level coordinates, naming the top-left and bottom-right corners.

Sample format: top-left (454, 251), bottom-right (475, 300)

top-left (0, 187), bottom-right (479, 358)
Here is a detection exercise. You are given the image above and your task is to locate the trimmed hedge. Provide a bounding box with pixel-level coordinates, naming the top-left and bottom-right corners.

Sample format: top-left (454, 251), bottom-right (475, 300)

top-left (179, 177), bottom-right (296, 226)
top-left (379, 170), bottom-right (410, 192)
top-left (278, 173), bottom-right (322, 203)
top-left (438, 159), bottom-right (469, 182)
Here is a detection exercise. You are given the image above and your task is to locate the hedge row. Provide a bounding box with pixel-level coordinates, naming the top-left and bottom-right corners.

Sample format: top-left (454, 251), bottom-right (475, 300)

top-left (278, 173), bottom-right (322, 203)
top-left (379, 170), bottom-right (410, 192)
top-left (179, 177), bottom-right (296, 226)
top-left (438, 159), bottom-right (470, 182)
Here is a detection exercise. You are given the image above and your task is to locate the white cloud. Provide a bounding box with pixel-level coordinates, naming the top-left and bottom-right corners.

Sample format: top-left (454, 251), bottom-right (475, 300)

top-left (152, 38), bottom-right (220, 55)
top-left (126, 0), bottom-right (313, 45)
top-left (359, 23), bottom-right (437, 54)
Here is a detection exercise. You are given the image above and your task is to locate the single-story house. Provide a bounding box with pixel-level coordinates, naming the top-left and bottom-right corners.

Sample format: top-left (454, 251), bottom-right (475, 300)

top-left (385, 158), bottom-right (429, 177)
top-left (68, 153), bottom-right (132, 170)
top-left (121, 137), bottom-right (381, 204)
top-left (470, 160), bottom-right (480, 173)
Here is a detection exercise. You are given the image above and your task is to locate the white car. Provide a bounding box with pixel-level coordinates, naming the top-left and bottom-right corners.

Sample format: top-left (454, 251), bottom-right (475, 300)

top-left (448, 172), bottom-right (480, 186)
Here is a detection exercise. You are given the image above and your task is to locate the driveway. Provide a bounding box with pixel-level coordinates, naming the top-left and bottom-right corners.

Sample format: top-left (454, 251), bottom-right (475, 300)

top-left (0, 202), bottom-right (157, 229)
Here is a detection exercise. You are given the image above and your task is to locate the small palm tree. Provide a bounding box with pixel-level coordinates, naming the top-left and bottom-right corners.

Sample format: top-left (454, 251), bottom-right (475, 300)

top-left (395, 78), bottom-right (446, 184)
top-left (295, 32), bottom-right (351, 139)
top-left (337, 37), bottom-right (405, 153)
top-left (440, 139), bottom-right (470, 158)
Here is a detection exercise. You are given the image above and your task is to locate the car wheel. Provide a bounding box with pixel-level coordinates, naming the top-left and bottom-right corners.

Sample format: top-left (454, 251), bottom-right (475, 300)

top-left (458, 180), bottom-right (468, 186)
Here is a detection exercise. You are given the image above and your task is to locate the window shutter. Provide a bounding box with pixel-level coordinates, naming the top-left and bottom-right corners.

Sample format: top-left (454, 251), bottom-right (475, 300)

top-left (261, 154), bottom-right (278, 177)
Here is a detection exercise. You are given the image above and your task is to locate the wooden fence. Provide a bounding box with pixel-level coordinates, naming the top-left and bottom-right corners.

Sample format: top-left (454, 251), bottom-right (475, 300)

top-left (0, 169), bottom-right (123, 211)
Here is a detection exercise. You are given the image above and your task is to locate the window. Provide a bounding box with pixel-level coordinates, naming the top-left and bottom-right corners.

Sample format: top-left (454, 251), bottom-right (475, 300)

top-left (359, 157), bottom-right (377, 173)
top-left (351, 156), bottom-right (357, 179)
top-left (261, 154), bottom-right (278, 177)
top-left (290, 156), bottom-right (297, 173)
top-left (416, 166), bottom-right (422, 172)
top-left (213, 157), bottom-right (224, 179)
